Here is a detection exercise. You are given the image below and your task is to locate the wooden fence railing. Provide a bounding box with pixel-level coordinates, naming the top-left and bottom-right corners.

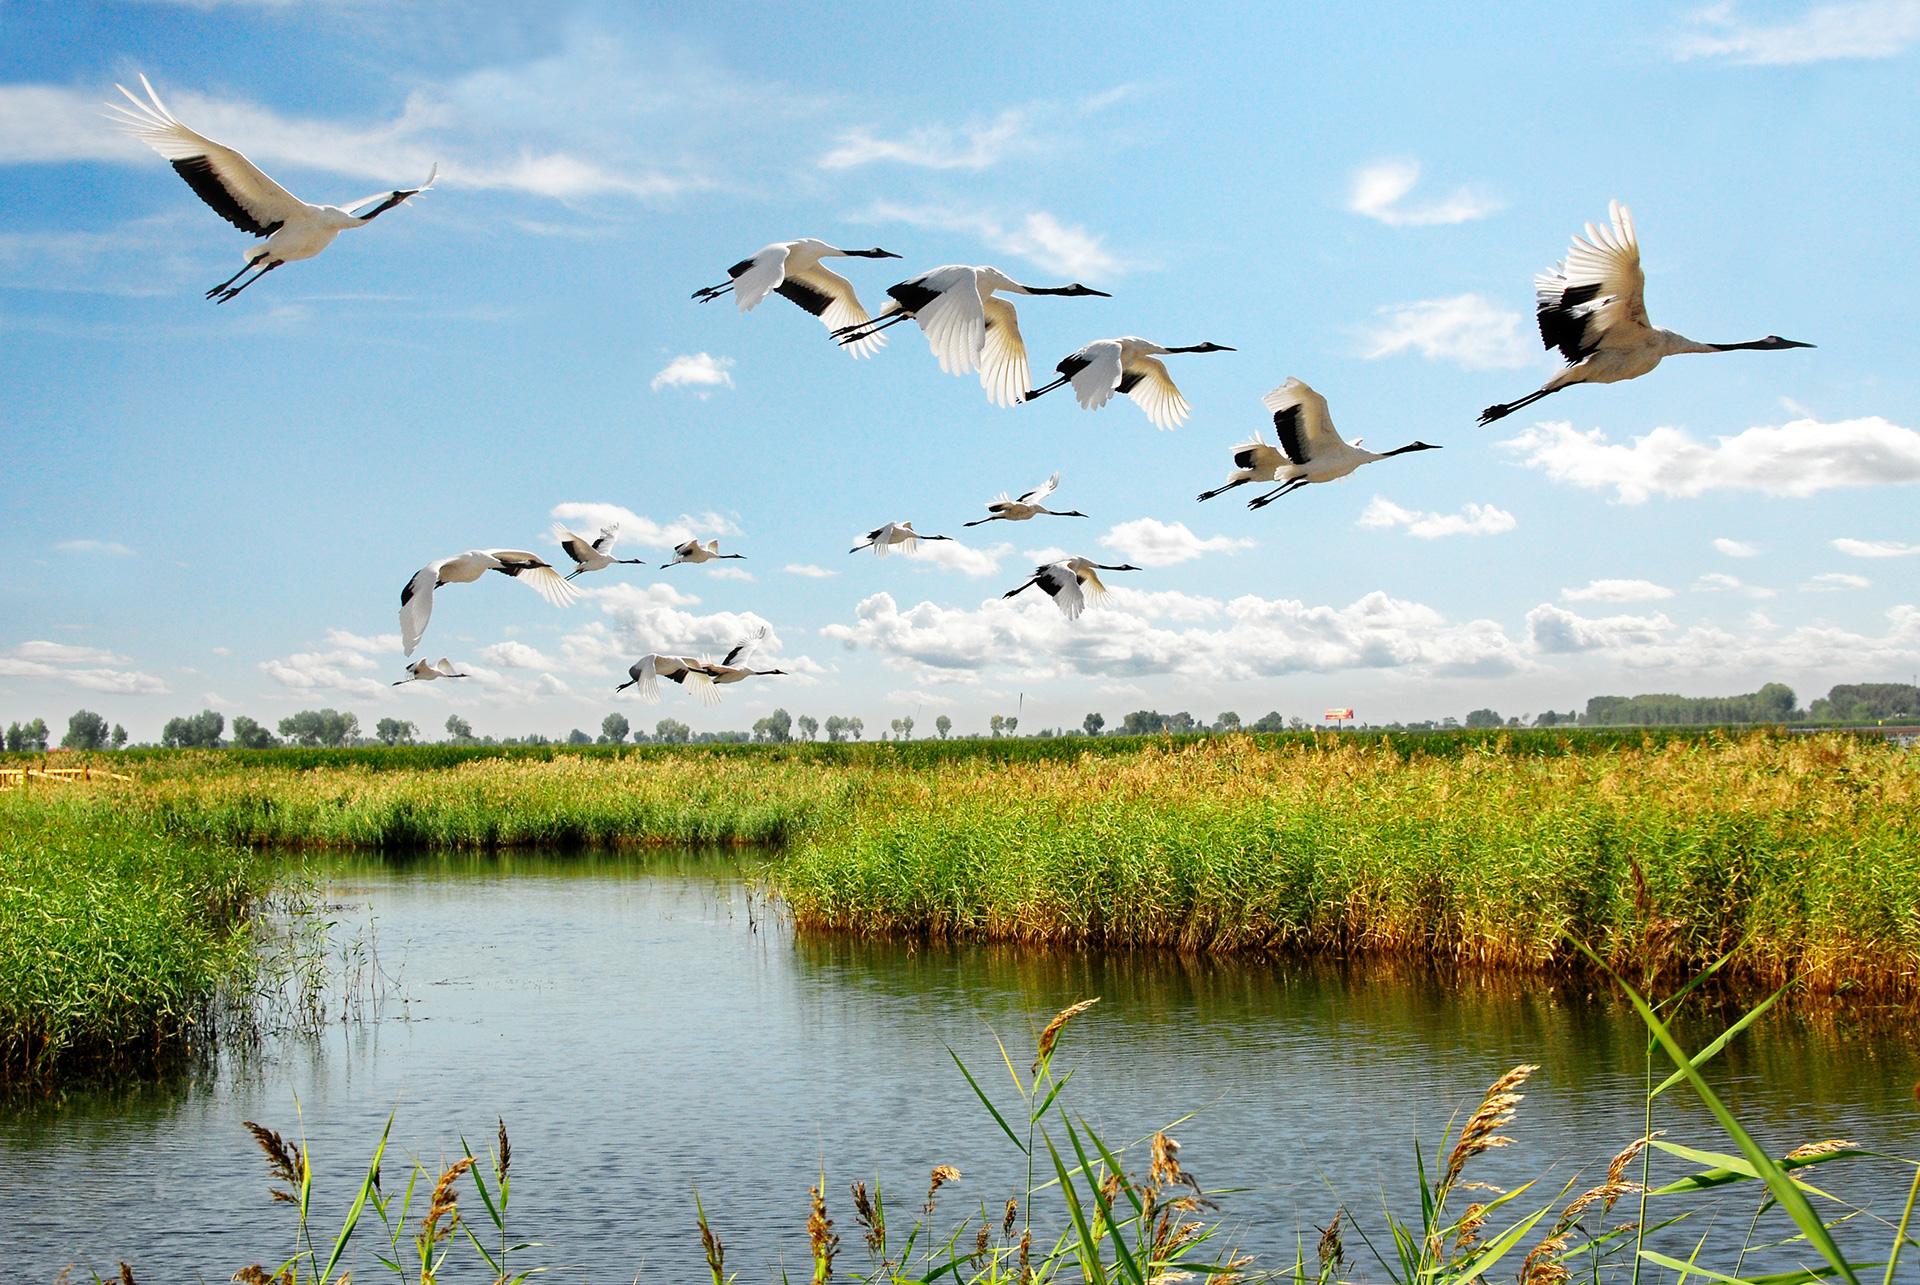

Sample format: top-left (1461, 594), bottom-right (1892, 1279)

top-left (0, 764), bottom-right (135, 789)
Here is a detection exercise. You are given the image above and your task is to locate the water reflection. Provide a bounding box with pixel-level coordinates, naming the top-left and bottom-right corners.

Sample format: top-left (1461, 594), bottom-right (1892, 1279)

top-left (1, 850), bottom-right (1912, 1283)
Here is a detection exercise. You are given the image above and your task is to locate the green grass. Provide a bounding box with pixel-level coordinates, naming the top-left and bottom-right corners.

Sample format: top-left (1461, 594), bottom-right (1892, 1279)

top-left (0, 796), bottom-right (264, 1083)
top-left (5, 728), bottom-right (1916, 1087)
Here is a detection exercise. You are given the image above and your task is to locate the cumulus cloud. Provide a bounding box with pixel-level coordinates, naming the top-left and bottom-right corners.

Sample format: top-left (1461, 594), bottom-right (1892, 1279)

top-left (550, 503), bottom-right (740, 551)
top-left (785, 563), bottom-right (837, 579)
top-left (1832, 537), bottom-right (1920, 558)
top-left (1561, 579), bottom-right (1675, 603)
top-left (824, 588), bottom-right (1526, 683)
top-left (1803, 572), bottom-right (1870, 591)
top-left (1503, 416), bottom-right (1920, 502)
top-left (1526, 604), bottom-right (1675, 654)
top-left (1346, 159), bottom-right (1501, 227)
top-left (649, 352), bottom-right (735, 395)
top-left (563, 583), bottom-right (816, 681)
top-left (1099, 518), bottom-right (1255, 566)
top-left (1358, 294), bottom-right (1532, 370)
top-left (54, 539), bottom-right (135, 556)
top-left (1713, 537), bottom-right (1760, 558)
top-left (0, 640), bottom-right (168, 694)
top-left (914, 539), bottom-right (1014, 578)
top-left (476, 640), bottom-right (559, 670)
top-left (707, 565), bottom-right (756, 582)
top-left (1358, 497), bottom-right (1517, 539)
top-left (858, 201), bottom-right (1120, 279)
top-left (1673, 0), bottom-right (1920, 64)
top-left (1693, 572), bottom-right (1776, 598)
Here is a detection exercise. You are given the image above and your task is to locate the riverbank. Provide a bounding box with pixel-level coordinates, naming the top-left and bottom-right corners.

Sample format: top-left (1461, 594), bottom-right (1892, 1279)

top-left (3, 729), bottom-right (1915, 1084)
top-left (0, 800), bottom-right (263, 1083)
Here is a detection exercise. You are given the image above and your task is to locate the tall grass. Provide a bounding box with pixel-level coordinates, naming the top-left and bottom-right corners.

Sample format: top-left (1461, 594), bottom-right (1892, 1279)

top-left (779, 733), bottom-right (1920, 1006)
top-left (0, 797), bottom-right (263, 1082)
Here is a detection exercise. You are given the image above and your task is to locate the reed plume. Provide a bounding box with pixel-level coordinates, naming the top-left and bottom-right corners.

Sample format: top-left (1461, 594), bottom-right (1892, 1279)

top-left (242, 1121), bottom-right (304, 1204)
top-left (1440, 1064), bottom-right (1536, 1195)
top-left (808, 1180), bottom-right (839, 1284)
top-left (1033, 997), bottom-right (1099, 1073)
top-left (924, 1164), bottom-right (961, 1215)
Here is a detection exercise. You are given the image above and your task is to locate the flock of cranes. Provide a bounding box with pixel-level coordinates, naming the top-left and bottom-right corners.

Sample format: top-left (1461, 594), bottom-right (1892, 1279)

top-left (111, 74), bottom-right (1818, 708)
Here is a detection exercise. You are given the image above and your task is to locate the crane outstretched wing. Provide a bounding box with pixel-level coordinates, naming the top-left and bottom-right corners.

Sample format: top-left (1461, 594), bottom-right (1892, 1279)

top-left (1118, 356), bottom-right (1189, 430)
top-left (1261, 379), bottom-right (1345, 462)
top-left (109, 75), bottom-right (305, 237)
top-left (1017, 471), bottom-right (1061, 505)
top-left (1066, 341), bottom-right (1122, 412)
top-left (730, 243), bottom-right (791, 312)
top-left (1536, 200), bottom-right (1647, 364)
top-left (979, 295), bottom-right (1029, 407)
top-left (780, 263), bottom-right (887, 359)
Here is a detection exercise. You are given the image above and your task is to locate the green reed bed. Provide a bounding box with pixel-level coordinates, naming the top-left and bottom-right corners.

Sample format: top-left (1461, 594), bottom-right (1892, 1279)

top-left (76, 750), bottom-right (847, 850)
top-left (779, 733), bottom-right (1920, 1005)
top-left (0, 794), bottom-right (264, 1082)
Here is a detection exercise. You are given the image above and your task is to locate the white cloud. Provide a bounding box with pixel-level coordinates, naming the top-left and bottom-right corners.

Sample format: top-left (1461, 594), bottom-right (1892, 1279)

top-left (1561, 579), bottom-right (1675, 603)
top-left (1803, 572), bottom-right (1870, 591)
top-left (859, 201), bottom-right (1121, 279)
top-left (820, 89), bottom-right (1134, 172)
top-left (1693, 572), bottom-right (1776, 598)
top-left (1359, 294), bottom-right (1532, 370)
top-left (477, 640), bottom-right (559, 670)
top-left (257, 628), bottom-right (398, 697)
top-left (1099, 518), bottom-right (1255, 567)
top-left (550, 502), bottom-right (740, 552)
top-left (1347, 159), bottom-right (1502, 227)
top-left (1503, 416), bottom-right (1920, 503)
top-left (1673, 0), bottom-right (1920, 64)
top-left (824, 588), bottom-right (1526, 683)
top-left (821, 108), bottom-right (1032, 171)
top-left (785, 563), bottom-right (837, 579)
top-left (12, 640), bottom-right (128, 664)
top-left (0, 74), bottom-right (701, 200)
top-left (1526, 604), bottom-right (1675, 654)
top-left (915, 539), bottom-right (1014, 578)
top-left (649, 352), bottom-right (735, 395)
top-left (1713, 537), bottom-right (1760, 557)
top-left (1358, 497), bottom-right (1517, 539)
top-left (708, 566), bottom-right (757, 582)
top-left (55, 539), bottom-right (135, 556)
top-left (1832, 537), bottom-right (1920, 558)
top-left (0, 643), bottom-right (169, 695)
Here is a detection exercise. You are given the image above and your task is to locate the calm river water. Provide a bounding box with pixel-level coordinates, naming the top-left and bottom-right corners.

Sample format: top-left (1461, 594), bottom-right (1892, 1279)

top-left (2, 850), bottom-right (1915, 1282)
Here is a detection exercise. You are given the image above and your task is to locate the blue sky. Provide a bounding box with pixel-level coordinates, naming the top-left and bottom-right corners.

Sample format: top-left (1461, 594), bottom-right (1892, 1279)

top-left (4, 0), bottom-right (1918, 739)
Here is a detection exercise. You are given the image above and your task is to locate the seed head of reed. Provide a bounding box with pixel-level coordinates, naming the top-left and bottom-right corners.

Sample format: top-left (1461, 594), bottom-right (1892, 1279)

top-left (1519, 1231), bottom-right (1571, 1285)
top-left (242, 1121), bottom-right (304, 1203)
top-left (232, 1268), bottom-right (278, 1285)
top-left (808, 1181), bottom-right (840, 1284)
top-left (118, 1263), bottom-right (137, 1285)
top-left (698, 1204), bottom-right (726, 1282)
top-left (1033, 998), bottom-right (1099, 1073)
top-left (1451, 1201), bottom-right (1489, 1254)
top-left (973, 1225), bottom-right (990, 1263)
top-left (851, 1180), bottom-right (884, 1254)
top-left (1604, 1131), bottom-right (1659, 1198)
top-left (495, 1116), bottom-right (511, 1182)
top-left (1019, 1228), bottom-right (1032, 1285)
top-left (1785, 1138), bottom-right (1855, 1160)
top-left (417, 1156), bottom-right (474, 1256)
top-left (1003, 1197), bottom-right (1018, 1238)
top-left (1316, 1210), bottom-right (1345, 1272)
top-left (1440, 1064), bottom-right (1536, 1196)
top-left (924, 1164), bottom-right (961, 1215)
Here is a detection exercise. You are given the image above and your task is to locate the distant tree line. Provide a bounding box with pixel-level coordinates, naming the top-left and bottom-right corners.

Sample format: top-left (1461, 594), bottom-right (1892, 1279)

top-left (10, 681), bottom-right (1913, 754)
